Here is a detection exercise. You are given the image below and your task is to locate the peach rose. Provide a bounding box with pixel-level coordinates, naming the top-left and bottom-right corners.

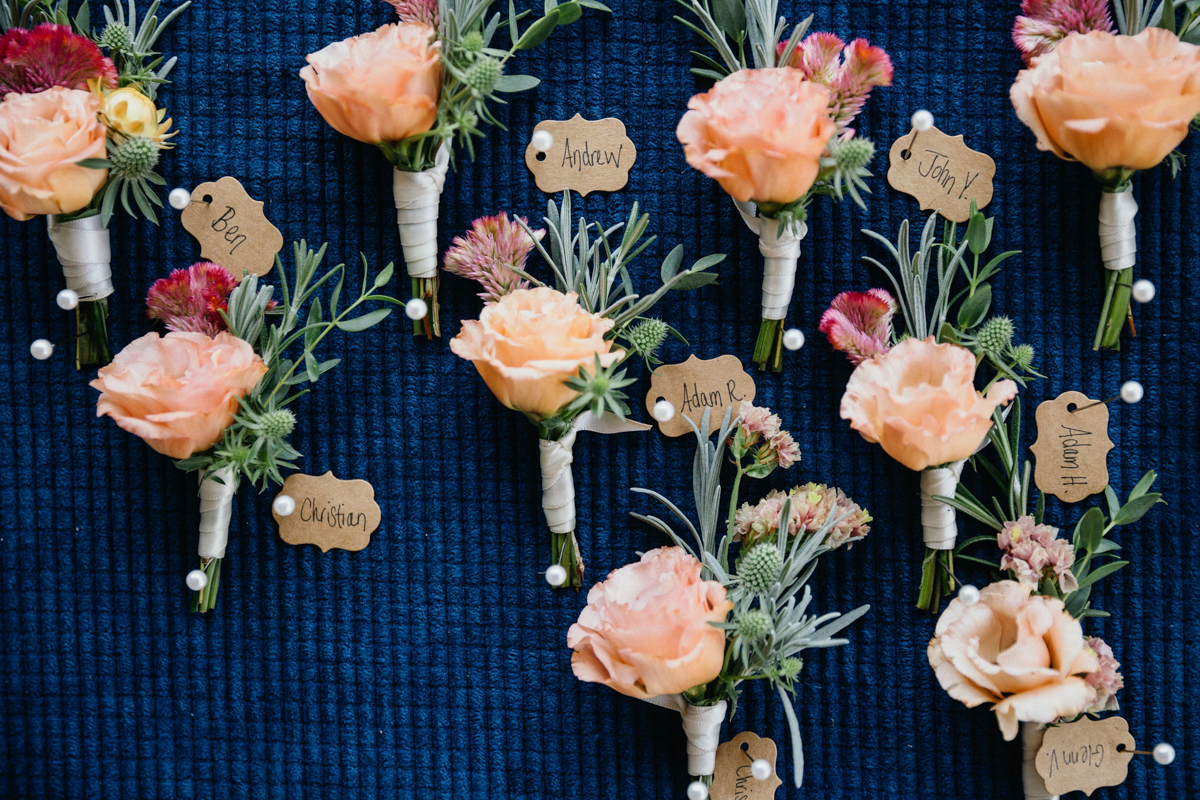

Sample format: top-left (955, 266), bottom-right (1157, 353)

top-left (300, 22), bottom-right (441, 144)
top-left (676, 67), bottom-right (836, 204)
top-left (0, 87), bottom-right (107, 220)
top-left (568, 547), bottom-right (733, 700)
top-left (840, 337), bottom-right (1017, 472)
top-left (92, 332), bottom-right (267, 460)
top-left (928, 581), bottom-right (1100, 740)
top-left (449, 287), bottom-right (621, 418)
top-left (1011, 28), bottom-right (1200, 172)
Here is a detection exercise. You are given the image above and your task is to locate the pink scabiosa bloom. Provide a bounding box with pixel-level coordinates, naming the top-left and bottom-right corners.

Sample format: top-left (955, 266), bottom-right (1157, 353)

top-left (1084, 637), bottom-right (1123, 713)
top-left (146, 262), bottom-right (240, 338)
top-left (384, 0), bottom-right (440, 29)
top-left (0, 23), bottom-right (118, 95)
top-left (819, 288), bottom-right (896, 365)
top-left (443, 212), bottom-right (544, 303)
top-left (998, 516), bottom-right (1079, 593)
top-left (735, 483), bottom-right (871, 548)
top-left (1013, 0), bottom-right (1114, 64)
top-left (779, 33), bottom-right (893, 135)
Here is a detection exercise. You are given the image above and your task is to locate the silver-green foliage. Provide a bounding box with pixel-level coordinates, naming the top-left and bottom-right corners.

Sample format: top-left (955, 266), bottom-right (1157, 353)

top-left (630, 407), bottom-right (869, 788)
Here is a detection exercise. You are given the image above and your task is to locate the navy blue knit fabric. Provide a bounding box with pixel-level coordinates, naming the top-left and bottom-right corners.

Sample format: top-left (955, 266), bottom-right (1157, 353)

top-left (1, 0), bottom-right (1195, 797)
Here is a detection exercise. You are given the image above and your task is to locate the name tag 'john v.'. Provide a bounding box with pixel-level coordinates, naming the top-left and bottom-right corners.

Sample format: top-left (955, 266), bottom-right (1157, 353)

top-left (916, 149), bottom-right (982, 201)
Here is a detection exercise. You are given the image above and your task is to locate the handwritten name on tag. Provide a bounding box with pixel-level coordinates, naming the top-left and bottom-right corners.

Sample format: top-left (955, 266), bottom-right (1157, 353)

top-left (1037, 717), bottom-right (1135, 796)
top-left (711, 732), bottom-right (782, 800)
top-left (524, 115), bottom-right (636, 196)
top-left (646, 355), bottom-right (756, 437)
top-left (887, 125), bottom-right (995, 222)
top-left (181, 176), bottom-right (283, 279)
top-left (273, 472), bottom-right (382, 552)
top-left (1031, 391), bottom-right (1113, 503)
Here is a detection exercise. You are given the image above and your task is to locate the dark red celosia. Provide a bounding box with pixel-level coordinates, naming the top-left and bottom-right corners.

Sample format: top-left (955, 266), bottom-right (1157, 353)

top-left (0, 23), bottom-right (118, 95)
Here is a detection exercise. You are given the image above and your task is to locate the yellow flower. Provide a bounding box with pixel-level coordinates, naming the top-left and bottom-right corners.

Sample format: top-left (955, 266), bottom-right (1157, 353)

top-left (93, 84), bottom-right (174, 145)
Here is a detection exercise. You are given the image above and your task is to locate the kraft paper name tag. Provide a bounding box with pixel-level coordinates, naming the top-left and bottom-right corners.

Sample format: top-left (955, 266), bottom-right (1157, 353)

top-left (524, 115), bottom-right (636, 196)
top-left (711, 732), bottom-right (782, 800)
top-left (1037, 717), bottom-right (1136, 796)
top-left (887, 125), bottom-right (995, 222)
top-left (181, 176), bottom-right (283, 279)
top-left (1031, 391), bottom-right (1113, 503)
top-left (273, 472), bottom-right (382, 552)
top-left (646, 355), bottom-right (756, 437)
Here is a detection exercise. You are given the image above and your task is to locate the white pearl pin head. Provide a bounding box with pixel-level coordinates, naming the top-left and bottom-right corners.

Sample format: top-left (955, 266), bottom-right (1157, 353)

top-left (30, 339), bottom-right (54, 360)
top-left (405, 298), bottom-right (429, 321)
top-left (168, 188), bottom-right (192, 210)
top-left (273, 494), bottom-right (296, 517)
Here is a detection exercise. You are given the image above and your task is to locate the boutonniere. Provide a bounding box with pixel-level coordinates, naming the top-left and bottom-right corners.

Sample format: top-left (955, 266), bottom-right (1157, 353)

top-left (571, 406), bottom-right (869, 791)
top-left (1011, 0), bottom-right (1200, 348)
top-left (674, 2), bottom-right (891, 370)
top-left (447, 193), bottom-right (723, 588)
top-left (92, 244), bottom-right (401, 611)
top-left (1, 0), bottom-right (189, 367)
top-left (301, 0), bottom-right (607, 338)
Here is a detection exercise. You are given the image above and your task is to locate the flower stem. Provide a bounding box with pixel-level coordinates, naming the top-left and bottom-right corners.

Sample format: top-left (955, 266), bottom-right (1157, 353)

top-left (412, 276), bottom-right (440, 339)
top-left (753, 318), bottom-right (784, 372)
top-left (1093, 267), bottom-right (1133, 351)
top-left (189, 557), bottom-right (222, 613)
top-left (726, 465), bottom-right (745, 541)
top-left (916, 548), bottom-right (954, 613)
top-left (550, 530), bottom-right (582, 590)
top-left (74, 299), bottom-right (111, 369)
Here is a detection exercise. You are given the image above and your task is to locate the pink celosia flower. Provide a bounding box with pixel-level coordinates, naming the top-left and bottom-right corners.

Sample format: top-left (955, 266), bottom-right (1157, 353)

top-left (443, 213), bottom-right (544, 303)
top-left (998, 516), bottom-right (1079, 593)
top-left (735, 483), bottom-right (871, 549)
top-left (146, 262), bottom-right (240, 337)
top-left (384, 0), bottom-right (439, 29)
top-left (1012, 0), bottom-right (1114, 64)
top-left (779, 33), bottom-right (893, 135)
top-left (1084, 637), bottom-right (1123, 713)
top-left (819, 288), bottom-right (896, 365)
top-left (0, 24), bottom-right (117, 95)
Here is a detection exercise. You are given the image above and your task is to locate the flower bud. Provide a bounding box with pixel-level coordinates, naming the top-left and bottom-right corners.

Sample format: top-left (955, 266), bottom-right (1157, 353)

top-left (736, 609), bottom-right (772, 642)
top-left (465, 57), bottom-right (502, 94)
top-left (739, 543), bottom-right (782, 594)
top-left (977, 315), bottom-right (1014, 353)
top-left (111, 136), bottom-right (160, 180)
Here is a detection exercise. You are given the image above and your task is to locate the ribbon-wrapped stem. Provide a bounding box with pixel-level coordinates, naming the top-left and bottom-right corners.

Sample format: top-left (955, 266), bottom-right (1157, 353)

top-left (734, 201), bottom-right (806, 372)
top-left (916, 461), bottom-right (965, 612)
top-left (540, 429), bottom-right (582, 589)
top-left (47, 214), bottom-right (113, 368)
top-left (1021, 722), bottom-right (1059, 800)
top-left (393, 145), bottom-right (450, 339)
top-left (191, 466), bottom-right (237, 613)
top-left (644, 695), bottom-right (728, 779)
top-left (1094, 186), bottom-right (1138, 351)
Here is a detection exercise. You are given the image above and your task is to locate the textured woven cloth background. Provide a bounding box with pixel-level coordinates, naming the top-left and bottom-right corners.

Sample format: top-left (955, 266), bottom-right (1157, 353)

top-left (2, 0), bottom-right (1196, 797)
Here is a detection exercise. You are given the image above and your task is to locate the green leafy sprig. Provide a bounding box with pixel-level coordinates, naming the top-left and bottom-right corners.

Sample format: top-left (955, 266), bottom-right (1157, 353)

top-left (175, 242), bottom-right (400, 490)
top-left (939, 399), bottom-right (1165, 619)
top-left (673, 0), bottom-right (811, 78)
top-left (863, 203), bottom-right (1040, 388)
top-left (384, 0), bottom-right (609, 171)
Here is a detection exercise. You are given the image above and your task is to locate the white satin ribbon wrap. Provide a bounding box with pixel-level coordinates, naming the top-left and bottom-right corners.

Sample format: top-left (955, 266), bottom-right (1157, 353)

top-left (734, 200), bottom-right (807, 320)
top-left (920, 461), bottom-right (965, 550)
top-left (392, 145), bottom-right (450, 279)
top-left (47, 215), bottom-right (113, 301)
top-left (538, 411), bottom-right (652, 534)
top-left (197, 467), bottom-right (237, 560)
top-left (644, 695), bottom-right (728, 777)
top-left (1021, 722), bottom-right (1059, 800)
top-left (1098, 188), bottom-right (1137, 272)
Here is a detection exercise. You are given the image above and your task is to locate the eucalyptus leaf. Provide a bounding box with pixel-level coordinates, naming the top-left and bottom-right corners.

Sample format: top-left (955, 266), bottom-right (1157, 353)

top-left (515, 7), bottom-right (560, 49)
top-left (494, 74), bottom-right (541, 92)
top-left (956, 285), bottom-right (992, 329)
top-left (335, 308), bottom-right (392, 332)
top-left (1113, 493), bottom-right (1164, 526)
